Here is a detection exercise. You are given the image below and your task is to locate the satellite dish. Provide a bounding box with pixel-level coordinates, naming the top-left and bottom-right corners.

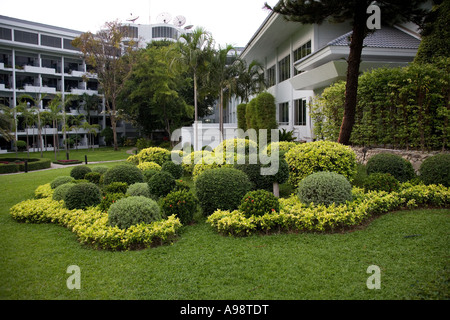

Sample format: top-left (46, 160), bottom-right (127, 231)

top-left (174, 15), bottom-right (186, 27)
top-left (156, 12), bottom-right (172, 24)
top-left (127, 13), bottom-right (139, 23)
top-left (184, 25), bottom-right (194, 30)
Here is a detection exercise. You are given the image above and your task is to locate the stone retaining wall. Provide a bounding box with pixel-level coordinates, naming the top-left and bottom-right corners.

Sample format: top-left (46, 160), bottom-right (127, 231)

top-left (351, 147), bottom-right (449, 172)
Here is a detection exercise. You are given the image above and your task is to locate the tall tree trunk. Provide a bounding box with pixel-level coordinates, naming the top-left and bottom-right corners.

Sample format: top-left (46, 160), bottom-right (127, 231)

top-left (219, 89), bottom-right (224, 142)
top-left (338, 3), bottom-right (367, 145)
top-left (194, 72), bottom-right (199, 151)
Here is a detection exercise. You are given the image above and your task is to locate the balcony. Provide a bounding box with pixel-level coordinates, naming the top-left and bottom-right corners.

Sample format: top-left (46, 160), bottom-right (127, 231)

top-left (70, 88), bottom-right (99, 96)
top-left (24, 65), bottom-right (56, 75)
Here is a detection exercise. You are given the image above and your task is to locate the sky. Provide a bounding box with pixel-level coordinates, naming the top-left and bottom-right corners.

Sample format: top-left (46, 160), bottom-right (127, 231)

top-left (1, 0), bottom-right (279, 47)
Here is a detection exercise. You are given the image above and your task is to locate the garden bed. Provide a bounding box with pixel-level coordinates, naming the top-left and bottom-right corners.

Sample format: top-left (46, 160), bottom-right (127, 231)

top-left (0, 158), bottom-right (51, 174)
top-left (52, 159), bottom-right (83, 165)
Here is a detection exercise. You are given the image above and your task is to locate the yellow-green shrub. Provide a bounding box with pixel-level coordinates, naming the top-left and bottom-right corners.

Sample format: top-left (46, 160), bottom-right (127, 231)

top-left (182, 150), bottom-right (212, 175)
top-left (284, 141), bottom-right (357, 188)
top-left (34, 183), bottom-right (53, 199)
top-left (136, 147), bottom-right (171, 166)
top-left (137, 161), bottom-right (162, 172)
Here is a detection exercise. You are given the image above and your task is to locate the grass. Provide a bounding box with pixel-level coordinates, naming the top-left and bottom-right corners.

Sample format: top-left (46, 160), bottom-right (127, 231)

top-left (0, 146), bottom-right (132, 163)
top-left (0, 164), bottom-right (449, 300)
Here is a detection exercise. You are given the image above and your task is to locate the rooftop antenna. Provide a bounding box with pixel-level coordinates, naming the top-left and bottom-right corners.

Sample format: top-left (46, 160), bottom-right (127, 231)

top-left (173, 15), bottom-right (186, 27)
top-left (156, 12), bottom-right (172, 24)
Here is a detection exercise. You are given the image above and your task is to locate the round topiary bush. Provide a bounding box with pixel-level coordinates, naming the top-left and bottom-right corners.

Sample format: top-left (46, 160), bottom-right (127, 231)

top-left (366, 153), bottom-right (415, 183)
top-left (137, 161), bottom-right (162, 172)
top-left (103, 164), bottom-right (145, 186)
top-left (297, 171), bottom-right (353, 207)
top-left (238, 189), bottom-right (280, 218)
top-left (195, 168), bottom-right (252, 216)
top-left (103, 182), bottom-right (128, 195)
top-left (70, 165), bottom-right (92, 180)
top-left (285, 141), bottom-right (357, 188)
top-left (126, 183), bottom-right (151, 198)
top-left (161, 161), bottom-right (183, 179)
top-left (136, 147), bottom-right (171, 166)
top-left (107, 196), bottom-right (162, 230)
top-left (84, 172), bottom-right (102, 185)
top-left (91, 166), bottom-right (109, 175)
top-left (148, 171), bottom-right (176, 198)
top-left (50, 176), bottom-right (75, 189)
top-left (363, 173), bottom-right (400, 193)
top-left (419, 154), bottom-right (450, 187)
top-left (52, 183), bottom-right (75, 201)
top-left (63, 182), bottom-right (102, 210)
top-left (99, 193), bottom-right (128, 212)
top-left (160, 189), bottom-right (198, 225)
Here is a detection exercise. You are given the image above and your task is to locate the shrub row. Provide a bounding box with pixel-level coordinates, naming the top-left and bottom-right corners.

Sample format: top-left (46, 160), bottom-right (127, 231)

top-left (207, 184), bottom-right (450, 236)
top-left (9, 197), bottom-right (182, 251)
top-left (0, 158), bottom-right (51, 174)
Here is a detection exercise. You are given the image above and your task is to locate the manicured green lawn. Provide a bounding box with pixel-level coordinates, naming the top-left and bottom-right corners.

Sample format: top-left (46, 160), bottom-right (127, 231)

top-left (0, 165), bottom-right (448, 300)
top-left (0, 146), bottom-right (131, 163)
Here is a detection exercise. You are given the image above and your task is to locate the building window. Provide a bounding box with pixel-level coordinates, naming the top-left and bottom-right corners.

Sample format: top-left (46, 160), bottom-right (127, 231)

top-left (41, 35), bottom-right (62, 48)
top-left (63, 38), bottom-right (80, 51)
top-left (293, 40), bottom-right (312, 75)
top-left (278, 55), bottom-right (290, 83)
top-left (267, 65), bottom-right (276, 87)
top-left (279, 102), bottom-right (289, 125)
top-left (152, 26), bottom-right (178, 40)
top-left (294, 98), bottom-right (307, 126)
top-left (120, 26), bottom-right (138, 38)
top-left (0, 27), bottom-right (12, 41)
top-left (14, 30), bottom-right (38, 45)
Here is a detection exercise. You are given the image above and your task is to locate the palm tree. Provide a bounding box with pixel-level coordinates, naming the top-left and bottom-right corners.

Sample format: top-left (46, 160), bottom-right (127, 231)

top-left (235, 59), bottom-right (266, 103)
top-left (47, 94), bottom-right (63, 161)
top-left (171, 27), bottom-right (214, 151)
top-left (82, 122), bottom-right (100, 150)
top-left (0, 104), bottom-right (14, 144)
top-left (69, 114), bottom-right (85, 150)
top-left (209, 44), bottom-right (239, 141)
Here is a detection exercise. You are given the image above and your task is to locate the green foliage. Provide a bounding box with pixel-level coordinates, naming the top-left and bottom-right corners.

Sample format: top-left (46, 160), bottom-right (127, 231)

top-left (100, 127), bottom-right (114, 146)
top-left (195, 168), bottom-right (252, 216)
top-left (50, 176), bottom-right (75, 189)
top-left (34, 183), bottom-right (53, 199)
top-left (63, 182), bottom-right (102, 210)
top-left (207, 184), bottom-right (450, 236)
top-left (91, 166), bottom-right (109, 174)
top-left (52, 183), bottom-right (75, 202)
top-left (143, 169), bottom-right (160, 183)
top-left (70, 165), bottom-right (92, 180)
top-left (148, 171), bottom-right (176, 198)
top-left (244, 92), bottom-right (278, 142)
top-left (136, 147), bottom-right (172, 166)
top-left (284, 141), bottom-right (357, 188)
top-left (137, 161), bottom-right (162, 172)
top-left (160, 189), bottom-right (198, 225)
top-left (263, 141), bottom-right (298, 157)
top-left (103, 182), bottom-right (128, 195)
top-left (126, 183), bottom-right (151, 198)
top-left (279, 128), bottom-right (295, 142)
top-left (366, 153), bottom-right (416, 183)
top-left (103, 164), bottom-right (145, 186)
top-left (84, 172), bottom-right (102, 185)
top-left (419, 154), bottom-right (450, 187)
top-left (237, 103), bottom-right (247, 132)
top-left (297, 172), bottom-right (353, 207)
top-left (181, 150), bottom-right (212, 175)
top-left (238, 190), bottom-right (280, 218)
top-left (107, 196), bottom-right (162, 230)
top-left (161, 161), bottom-right (183, 179)
top-left (311, 60), bottom-right (450, 150)
top-left (363, 173), bottom-right (400, 193)
top-left (98, 193), bottom-right (128, 212)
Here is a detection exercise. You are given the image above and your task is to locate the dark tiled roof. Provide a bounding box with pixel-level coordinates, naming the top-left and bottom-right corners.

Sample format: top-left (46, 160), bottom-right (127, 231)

top-left (328, 26), bottom-right (421, 49)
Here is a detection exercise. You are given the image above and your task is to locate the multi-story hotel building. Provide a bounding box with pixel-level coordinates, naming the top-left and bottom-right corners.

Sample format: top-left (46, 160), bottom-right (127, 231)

top-left (0, 14), bottom-right (190, 153)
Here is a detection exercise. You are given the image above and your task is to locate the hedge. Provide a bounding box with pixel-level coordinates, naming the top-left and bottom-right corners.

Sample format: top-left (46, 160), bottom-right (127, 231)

top-left (0, 158), bottom-right (51, 174)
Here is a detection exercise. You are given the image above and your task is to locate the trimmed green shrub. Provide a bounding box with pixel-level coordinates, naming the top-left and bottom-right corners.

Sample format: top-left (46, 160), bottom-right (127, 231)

top-left (213, 138), bottom-right (258, 157)
top-left (52, 183), bottom-right (75, 201)
top-left (143, 169), bottom-right (160, 183)
top-left (91, 166), bottom-right (109, 174)
top-left (85, 172), bottom-right (102, 185)
top-left (137, 161), bottom-right (162, 172)
top-left (297, 172), bottom-right (353, 207)
top-left (50, 176), bottom-right (75, 189)
top-left (107, 196), bottom-right (162, 230)
top-left (70, 165), bottom-right (92, 180)
top-left (103, 182), bottom-right (128, 195)
top-left (103, 164), bottom-right (144, 186)
top-left (148, 171), bottom-right (176, 198)
top-left (99, 193), bottom-right (128, 212)
top-left (136, 147), bottom-right (171, 166)
top-left (126, 183), bottom-right (151, 198)
top-left (195, 168), bottom-right (252, 215)
top-left (285, 141), bottom-right (357, 188)
top-left (161, 161), bottom-right (183, 179)
top-left (366, 153), bottom-right (416, 183)
top-left (175, 179), bottom-right (190, 192)
top-left (160, 190), bottom-right (198, 225)
top-left (363, 173), bottom-right (400, 193)
top-left (234, 158), bottom-right (272, 191)
top-left (419, 154), bottom-right (450, 187)
top-left (63, 182), bottom-right (101, 210)
top-left (181, 150), bottom-right (212, 175)
top-left (238, 190), bottom-right (280, 218)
